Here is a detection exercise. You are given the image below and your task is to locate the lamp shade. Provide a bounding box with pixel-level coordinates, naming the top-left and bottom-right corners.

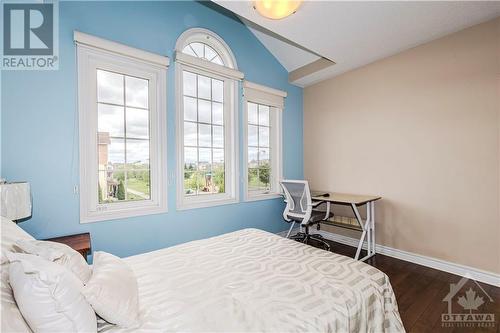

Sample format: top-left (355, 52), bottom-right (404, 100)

top-left (0, 182), bottom-right (32, 221)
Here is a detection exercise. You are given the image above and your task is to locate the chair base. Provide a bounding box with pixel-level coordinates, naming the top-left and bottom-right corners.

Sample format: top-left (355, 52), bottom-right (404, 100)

top-left (290, 232), bottom-right (331, 251)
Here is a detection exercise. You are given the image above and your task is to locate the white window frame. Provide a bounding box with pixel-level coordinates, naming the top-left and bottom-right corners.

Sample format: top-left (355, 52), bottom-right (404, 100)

top-left (175, 28), bottom-right (243, 210)
top-left (75, 31), bottom-right (168, 223)
top-left (243, 81), bottom-right (286, 202)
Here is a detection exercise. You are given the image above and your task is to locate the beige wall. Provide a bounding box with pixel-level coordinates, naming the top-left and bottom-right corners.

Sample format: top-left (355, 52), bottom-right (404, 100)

top-left (304, 17), bottom-right (500, 274)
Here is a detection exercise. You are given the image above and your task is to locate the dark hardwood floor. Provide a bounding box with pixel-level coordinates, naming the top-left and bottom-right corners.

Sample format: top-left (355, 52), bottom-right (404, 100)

top-left (308, 239), bottom-right (500, 333)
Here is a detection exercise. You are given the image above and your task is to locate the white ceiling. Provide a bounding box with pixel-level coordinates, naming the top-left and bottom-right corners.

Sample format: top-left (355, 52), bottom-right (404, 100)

top-left (214, 1), bottom-right (500, 87)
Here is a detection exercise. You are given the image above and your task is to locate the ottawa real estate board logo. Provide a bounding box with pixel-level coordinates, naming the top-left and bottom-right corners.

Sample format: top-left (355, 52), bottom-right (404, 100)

top-left (1, 1), bottom-right (59, 70)
top-left (442, 277), bottom-right (496, 329)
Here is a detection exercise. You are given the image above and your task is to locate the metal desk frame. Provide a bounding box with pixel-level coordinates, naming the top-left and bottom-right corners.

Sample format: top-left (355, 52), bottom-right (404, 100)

top-left (311, 192), bottom-right (381, 261)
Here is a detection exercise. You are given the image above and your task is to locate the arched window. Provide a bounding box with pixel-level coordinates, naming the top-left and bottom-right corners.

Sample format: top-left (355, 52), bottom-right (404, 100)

top-left (175, 28), bottom-right (237, 69)
top-left (182, 42), bottom-right (224, 66)
top-left (175, 28), bottom-right (243, 210)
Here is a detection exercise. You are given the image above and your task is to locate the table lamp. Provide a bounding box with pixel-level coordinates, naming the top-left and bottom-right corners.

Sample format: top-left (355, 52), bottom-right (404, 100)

top-left (0, 181), bottom-right (32, 223)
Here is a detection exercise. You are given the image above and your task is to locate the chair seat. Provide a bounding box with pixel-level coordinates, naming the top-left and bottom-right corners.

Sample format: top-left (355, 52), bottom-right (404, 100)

top-left (287, 209), bottom-right (326, 224)
top-left (310, 209), bottom-right (327, 223)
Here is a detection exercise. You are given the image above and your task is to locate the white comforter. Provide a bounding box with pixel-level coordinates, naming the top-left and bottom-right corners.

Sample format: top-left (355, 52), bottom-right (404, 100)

top-left (98, 228), bottom-right (405, 333)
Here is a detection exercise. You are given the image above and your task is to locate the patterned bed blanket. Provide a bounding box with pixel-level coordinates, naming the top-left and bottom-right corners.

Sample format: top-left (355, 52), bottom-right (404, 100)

top-left (98, 228), bottom-right (405, 332)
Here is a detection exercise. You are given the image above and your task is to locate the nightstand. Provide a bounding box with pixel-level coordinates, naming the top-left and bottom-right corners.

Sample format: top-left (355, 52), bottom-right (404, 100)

top-left (45, 233), bottom-right (91, 261)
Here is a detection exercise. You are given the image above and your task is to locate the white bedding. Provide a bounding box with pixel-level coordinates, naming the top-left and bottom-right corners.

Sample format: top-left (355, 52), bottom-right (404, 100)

top-left (98, 228), bottom-right (405, 333)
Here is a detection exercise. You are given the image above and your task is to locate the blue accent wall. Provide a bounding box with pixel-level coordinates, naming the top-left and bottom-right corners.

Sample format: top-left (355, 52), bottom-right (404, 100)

top-left (1, 1), bottom-right (303, 258)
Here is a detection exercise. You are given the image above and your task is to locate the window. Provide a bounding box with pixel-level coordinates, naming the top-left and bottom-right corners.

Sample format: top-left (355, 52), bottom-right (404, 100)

top-left (243, 81), bottom-right (286, 201)
top-left (247, 102), bottom-right (272, 192)
top-left (76, 31), bottom-right (168, 223)
top-left (182, 71), bottom-right (225, 196)
top-left (182, 42), bottom-right (223, 65)
top-left (97, 70), bottom-right (151, 203)
top-left (175, 28), bottom-right (243, 210)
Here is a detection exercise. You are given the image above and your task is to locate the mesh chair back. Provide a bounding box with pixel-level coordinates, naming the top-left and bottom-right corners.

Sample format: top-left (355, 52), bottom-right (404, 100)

top-left (280, 180), bottom-right (312, 222)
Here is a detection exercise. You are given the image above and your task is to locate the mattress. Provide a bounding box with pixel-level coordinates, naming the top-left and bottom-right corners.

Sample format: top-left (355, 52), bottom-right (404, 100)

top-left (98, 228), bottom-right (405, 333)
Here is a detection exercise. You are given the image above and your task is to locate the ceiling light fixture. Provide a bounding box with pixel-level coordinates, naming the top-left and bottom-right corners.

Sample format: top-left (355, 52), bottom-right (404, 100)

top-left (253, 0), bottom-right (302, 20)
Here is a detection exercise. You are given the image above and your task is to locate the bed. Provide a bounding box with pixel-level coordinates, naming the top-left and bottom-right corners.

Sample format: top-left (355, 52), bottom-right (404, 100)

top-left (2, 220), bottom-right (404, 332)
top-left (98, 228), bottom-right (404, 332)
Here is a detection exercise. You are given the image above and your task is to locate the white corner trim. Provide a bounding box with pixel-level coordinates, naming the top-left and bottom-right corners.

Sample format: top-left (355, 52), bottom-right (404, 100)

top-left (243, 80), bottom-right (287, 98)
top-left (174, 51), bottom-right (244, 81)
top-left (74, 31), bottom-right (169, 68)
top-left (277, 228), bottom-right (500, 287)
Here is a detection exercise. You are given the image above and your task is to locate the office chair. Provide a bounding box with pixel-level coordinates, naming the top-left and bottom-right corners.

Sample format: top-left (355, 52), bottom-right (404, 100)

top-left (280, 180), bottom-right (331, 251)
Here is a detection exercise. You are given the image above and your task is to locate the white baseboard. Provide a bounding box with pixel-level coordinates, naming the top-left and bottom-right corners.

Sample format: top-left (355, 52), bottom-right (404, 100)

top-left (277, 228), bottom-right (500, 287)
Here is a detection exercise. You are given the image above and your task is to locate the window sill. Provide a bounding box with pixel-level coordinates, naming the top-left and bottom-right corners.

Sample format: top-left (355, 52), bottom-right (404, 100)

top-left (80, 204), bottom-right (167, 224)
top-left (177, 196), bottom-right (239, 211)
top-left (245, 192), bottom-right (282, 202)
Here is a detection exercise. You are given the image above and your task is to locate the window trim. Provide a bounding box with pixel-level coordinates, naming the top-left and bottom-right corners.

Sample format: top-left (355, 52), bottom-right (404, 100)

top-left (242, 81), bottom-right (286, 202)
top-left (175, 29), bottom-right (242, 210)
top-left (175, 52), bottom-right (244, 81)
top-left (75, 31), bottom-right (168, 223)
top-left (75, 31), bottom-right (169, 67)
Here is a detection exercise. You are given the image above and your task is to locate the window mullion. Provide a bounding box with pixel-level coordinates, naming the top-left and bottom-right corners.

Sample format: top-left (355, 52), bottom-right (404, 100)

top-left (271, 110), bottom-right (274, 191)
top-left (195, 73), bottom-right (200, 195)
top-left (257, 105), bottom-right (261, 191)
top-left (210, 78), bottom-right (214, 194)
top-left (123, 75), bottom-right (129, 201)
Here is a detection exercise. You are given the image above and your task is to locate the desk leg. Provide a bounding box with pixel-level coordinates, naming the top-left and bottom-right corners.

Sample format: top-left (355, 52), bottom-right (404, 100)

top-left (352, 204), bottom-right (366, 260)
top-left (353, 202), bottom-right (376, 261)
top-left (367, 202), bottom-right (372, 257)
top-left (324, 202), bottom-right (331, 220)
top-left (371, 201), bottom-right (376, 255)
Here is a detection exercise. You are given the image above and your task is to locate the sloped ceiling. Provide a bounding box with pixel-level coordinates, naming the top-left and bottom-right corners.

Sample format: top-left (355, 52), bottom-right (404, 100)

top-left (214, 1), bottom-right (500, 87)
top-left (246, 22), bottom-right (319, 72)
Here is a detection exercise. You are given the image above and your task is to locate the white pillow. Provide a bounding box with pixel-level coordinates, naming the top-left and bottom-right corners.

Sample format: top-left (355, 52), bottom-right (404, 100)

top-left (82, 251), bottom-right (139, 328)
top-left (1, 217), bottom-right (35, 332)
top-left (1, 265), bottom-right (33, 333)
top-left (15, 239), bottom-right (92, 284)
top-left (1, 217), bottom-right (34, 264)
top-left (7, 252), bottom-right (97, 333)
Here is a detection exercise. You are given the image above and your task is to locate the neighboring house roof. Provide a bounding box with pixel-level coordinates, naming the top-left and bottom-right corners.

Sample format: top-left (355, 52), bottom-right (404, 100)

top-left (98, 132), bottom-right (111, 145)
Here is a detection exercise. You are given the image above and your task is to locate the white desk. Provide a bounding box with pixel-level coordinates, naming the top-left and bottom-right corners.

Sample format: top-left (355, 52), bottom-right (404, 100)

top-left (311, 192), bottom-right (381, 261)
